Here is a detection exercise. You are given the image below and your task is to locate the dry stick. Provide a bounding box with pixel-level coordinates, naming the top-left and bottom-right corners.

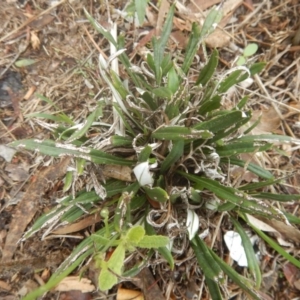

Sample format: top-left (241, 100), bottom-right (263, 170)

top-left (82, 25), bottom-right (108, 59)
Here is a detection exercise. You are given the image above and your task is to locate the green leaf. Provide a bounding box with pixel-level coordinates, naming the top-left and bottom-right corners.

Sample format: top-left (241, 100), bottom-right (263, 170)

top-left (196, 49), bottom-right (219, 86)
top-left (236, 134), bottom-right (297, 144)
top-left (108, 244), bottom-right (125, 275)
top-left (99, 267), bottom-right (118, 291)
top-left (205, 278), bottom-right (223, 300)
top-left (110, 135), bottom-right (133, 147)
top-left (249, 222), bottom-right (300, 269)
top-left (231, 217), bottom-right (261, 288)
top-left (251, 192), bottom-right (300, 202)
top-left (63, 171), bottom-right (73, 192)
top-left (146, 53), bottom-right (155, 73)
top-left (191, 235), bottom-right (223, 282)
top-left (160, 139), bottom-right (184, 173)
top-left (135, 0), bottom-right (148, 25)
top-left (179, 172), bottom-right (284, 220)
top-left (216, 141), bottom-right (272, 157)
top-left (152, 126), bottom-right (213, 140)
top-left (10, 139), bottom-right (134, 166)
top-left (110, 70), bottom-right (130, 99)
top-left (194, 111), bottom-right (244, 133)
top-left (126, 226), bottom-right (145, 245)
top-left (15, 58), bottom-right (37, 67)
top-left (138, 235), bottom-right (169, 248)
top-left (182, 22), bottom-right (201, 74)
top-left (152, 87), bottom-right (173, 99)
top-left (198, 95), bottom-right (221, 115)
top-left (161, 54), bottom-right (173, 76)
top-left (249, 62), bottom-right (266, 76)
top-left (236, 56), bottom-right (246, 66)
top-left (143, 186), bottom-right (169, 203)
top-left (152, 5), bottom-right (174, 84)
top-left (237, 96), bottom-right (249, 110)
top-left (167, 66), bottom-right (179, 93)
top-left (209, 249), bottom-right (261, 300)
top-left (220, 157), bottom-right (274, 180)
top-left (67, 105), bottom-right (102, 143)
top-left (145, 222), bottom-right (174, 269)
top-left (76, 158), bottom-right (86, 175)
top-left (243, 43), bottom-right (258, 57)
top-left (199, 6), bottom-right (223, 40)
top-left (218, 69), bottom-right (249, 93)
top-left (141, 91), bottom-right (158, 111)
top-left (138, 145), bottom-right (153, 163)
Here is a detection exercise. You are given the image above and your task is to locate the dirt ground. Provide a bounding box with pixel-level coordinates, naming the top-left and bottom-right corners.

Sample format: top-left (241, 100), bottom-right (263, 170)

top-left (0, 0), bottom-right (300, 299)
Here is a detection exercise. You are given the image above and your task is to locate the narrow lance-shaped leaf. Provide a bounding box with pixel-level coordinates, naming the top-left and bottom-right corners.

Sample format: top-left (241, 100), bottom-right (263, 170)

top-left (135, 0), bottom-right (148, 25)
top-left (220, 157), bottom-right (274, 180)
top-left (84, 8), bottom-right (117, 47)
top-left (178, 172), bottom-right (286, 220)
top-left (247, 219), bottom-right (300, 269)
top-left (191, 235), bottom-right (223, 282)
top-left (66, 105), bottom-right (102, 143)
top-left (231, 217), bottom-right (262, 288)
top-left (196, 48), bottom-right (219, 86)
top-left (161, 139), bottom-right (184, 173)
top-left (208, 248), bottom-right (261, 300)
top-left (153, 5), bottom-right (175, 84)
top-left (10, 139), bottom-right (134, 166)
top-left (182, 22), bottom-right (201, 74)
top-left (152, 126), bottom-right (213, 140)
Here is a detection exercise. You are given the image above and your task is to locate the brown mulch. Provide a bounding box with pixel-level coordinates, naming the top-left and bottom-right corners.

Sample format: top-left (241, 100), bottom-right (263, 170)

top-left (0, 0), bottom-right (300, 299)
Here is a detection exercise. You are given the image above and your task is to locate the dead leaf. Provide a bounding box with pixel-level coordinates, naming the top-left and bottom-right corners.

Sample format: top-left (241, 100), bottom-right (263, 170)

top-left (17, 279), bottom-right (38, 297)
top-left (59, 291), bottom-right (92, 300)
top-left (5, 163), bottom-right (29, 181)
top-left (187, 0), bottom-right (221, 11)
top-left (52, 214), bottom-right (101, 235)
top-left (0, 280), bottom-right (11, 291)
top-left (30, 31), bottom-right (40, 50)
top-left (247, 214), bottom-right (300, 245)
top-left (0, 145), bottom-right (16, 162)
top-left (2, 158), bottom-right (70, 260)
top-left (249, 107), bottom-right (282, 135)
top-left (102, 165), bottom-right (134, 182)
top-left (283, 263), bottom-right (299, 286)
top-left (54, 276), bottom-right (95, 293)
top-left (134, 268), bottom-right (165, 300)
top-left (205, 28), bottom-right (231, 48)
top-left (117, 287), bottom-right (144, 300)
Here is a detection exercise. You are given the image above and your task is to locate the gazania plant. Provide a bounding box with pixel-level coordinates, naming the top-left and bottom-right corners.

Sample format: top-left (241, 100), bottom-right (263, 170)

top-left (12, 4), bottom-right (300, 300)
